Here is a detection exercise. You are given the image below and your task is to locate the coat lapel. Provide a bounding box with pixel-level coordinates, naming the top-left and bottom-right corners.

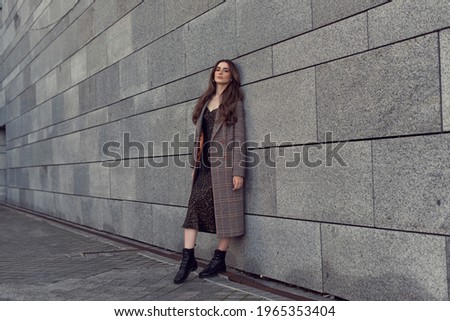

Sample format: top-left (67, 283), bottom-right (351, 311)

top-left (197, 101), bottom-right (224, 141)
top-left (211, 105), bottom-right (224, 140)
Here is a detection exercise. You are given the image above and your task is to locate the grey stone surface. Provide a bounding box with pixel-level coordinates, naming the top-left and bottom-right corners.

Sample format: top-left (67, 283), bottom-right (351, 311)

top-left (101, 199), bottom-right (124, 234)
top-left (119, 48), bottom-right (148, 99)
top-left (77, 3), bottom-right (94, 49)
top-left (312, 0), bottom-right (387, 28)
top-left (110, 153), bottom-right (191, 206)
top-left (136, 155), bottom-right (191, 206)
top-left (234, 47), bottom-right (272, 85)
top-left (6, 74), bottom-right (23, 105)
top-left (5, 96), bottom-right (22, 124)
top-left (152, 204), bottom-right (185, 251)
top-left (31, 139), bottom-right (53, 166)
top-left (447, 237), bottom-right (450, 300)
top-left (236, 0), bottom-right (312, 55)
top-left (86, 31), bottom-right (108, 77)
top-left (74, 106), bottom-right (108, 132)
top-left (80, 196), bottom-right (105, 230)
top-left (57, 165), bottom-right (75, 194)
top-left (34, 100), bottom-right (53, 132)
top-left (108, 98), bottom-right (134, 123)
top-left (44, 65), bottom-right (61, 103)
top-left (232, 215), bottom-right (323, 293)
top-left (32, 190), bottom-right (56, 217)
top-left (31, 50), bottom-right (49, 85)
top-left (243, 68), bottom-right (317, 145)
top-left (147, 28), bottom-right (185, 88)
top-left (20, 84), bottom-right (36, 114)
top-left (51, 93), bottom-right (65, 124)
top-left (48, 118), bottom-right (75, 139)
top-left (61, 18), bottom-right (79, 62)
top-left (16, 167), bottom-right (30, 189)
top-left (368, 0), bottom-right (450, 48)
top-left (62, 86), bottom-right (80, 120)
top-left (0, 170), bottom-right (5, 185)
top-left (22, 65), bottom-right (32, 92)
top-left (19, 189), bottom-right (34, 211)
top-left (277, 141), bottom-right (373, 226)
top-left (110, 158), bottom-right (137, 201)
top-left (120, 103), bottom-right (189, 159)
top-left (164, 0), bottom-right (224, 33)
top-left (120, 200), bottom-right (153, 245)
top-left (54, 193), bottom-right (83, 224)
top-left (48, 166), bottom-right (60, 192)
top-left (184, 0), bottom-right (237, 74)
top-left (87, 162), bottom-right (110, 198)
top-left (245, 148), bottom-right (277, 216)
top-left (6, 116), bottom-right (21, 142)
top-left (77, 76), bottom-right (96, 115)
top-left (273, 13), bottom-right (367, 75)
top-left (79, 120), bottom-right (121, 162)
top-left (52, 131), bottom-right (81, 164)
top-left (322, 224), bottom-right (448, 300)
top-left (130, 0), bottom-right (165, 50)
top-left (442, 29), bottom-right (450, 131)
top-left (0, 186), bottom-right (6, 201)
top-left (165, 69), bottom-right (209, 106)
top-left (316, 33), bottom-right (441, 141)
top-left (106, 13), bottom-right (133, 65)
top-left (92, 0), bottom-right (118, 36)
top-left (95, 63), bottom-right (120, 108)
top-left (6, 188), bottom-right (19, 205)
top-left (117, 0), bottom-right (141, 18)
top-left (70, 47), bottom-right (88, 86)
top-left (0, 90), bottom-right (5, 109)
top-left (133, 86), bottom-right (166, 115)
top-left (373, 134), bottom-right (450, 235)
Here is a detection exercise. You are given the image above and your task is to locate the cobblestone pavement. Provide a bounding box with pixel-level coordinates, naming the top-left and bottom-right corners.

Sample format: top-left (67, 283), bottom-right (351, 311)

top-left (0, 205), bottom-right (322, 301)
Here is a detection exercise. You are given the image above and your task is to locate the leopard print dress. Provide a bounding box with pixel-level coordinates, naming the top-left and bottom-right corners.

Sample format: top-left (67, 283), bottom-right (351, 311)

top-left (182, 108), bottom-right (217, 234)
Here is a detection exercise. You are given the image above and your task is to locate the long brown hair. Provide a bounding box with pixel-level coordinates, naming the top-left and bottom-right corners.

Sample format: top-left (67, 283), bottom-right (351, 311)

top-left (192, 59), bottom-right (244, 126)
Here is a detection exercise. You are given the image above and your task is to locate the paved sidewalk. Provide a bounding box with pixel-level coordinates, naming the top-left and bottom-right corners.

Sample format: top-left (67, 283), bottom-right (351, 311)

top-left (0, 204), bottom-right (328, 301)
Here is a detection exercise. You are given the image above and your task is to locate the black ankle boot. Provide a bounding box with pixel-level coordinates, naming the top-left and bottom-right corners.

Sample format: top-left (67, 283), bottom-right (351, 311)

top-left (173, 248), bottom-right (198, 284)
top-left (199, 249), bottom-right (226, 278)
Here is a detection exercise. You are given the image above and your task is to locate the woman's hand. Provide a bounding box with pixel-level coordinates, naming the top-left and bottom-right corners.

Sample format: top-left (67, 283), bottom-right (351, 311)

top-left (232, 176), bottom-right (244, 191)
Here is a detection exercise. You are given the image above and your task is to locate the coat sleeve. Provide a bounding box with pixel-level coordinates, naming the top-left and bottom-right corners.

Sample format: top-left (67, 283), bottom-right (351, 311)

top-left (232, 100), bottom-right (247, 178)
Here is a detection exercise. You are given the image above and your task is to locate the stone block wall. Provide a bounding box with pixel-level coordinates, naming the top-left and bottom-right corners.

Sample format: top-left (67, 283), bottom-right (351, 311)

top-left (1, 0), bottom-right (449, 300)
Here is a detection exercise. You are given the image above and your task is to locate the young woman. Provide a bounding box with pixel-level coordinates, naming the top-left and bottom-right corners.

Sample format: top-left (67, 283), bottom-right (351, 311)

top-left (174, 59), bottom-right (246, 284)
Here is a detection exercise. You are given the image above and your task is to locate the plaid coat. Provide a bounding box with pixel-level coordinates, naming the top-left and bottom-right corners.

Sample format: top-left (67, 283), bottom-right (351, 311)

top-left (190, 100), bottom-right (246, 238)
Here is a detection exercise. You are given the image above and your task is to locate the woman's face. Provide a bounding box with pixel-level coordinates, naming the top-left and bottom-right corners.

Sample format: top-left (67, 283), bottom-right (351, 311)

top-left (214, 62), bottom-right (232, 85)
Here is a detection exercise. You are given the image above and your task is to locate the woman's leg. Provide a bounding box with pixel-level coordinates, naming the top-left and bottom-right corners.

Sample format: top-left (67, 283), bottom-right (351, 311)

top-left (174, 228), bottom-right (199, 284)
top-left (217, 237), bottom-right (231, 251)
top-left (184, 228), bottom-right (198, 248)
top-left (199, 237), bottom-right (231, 278)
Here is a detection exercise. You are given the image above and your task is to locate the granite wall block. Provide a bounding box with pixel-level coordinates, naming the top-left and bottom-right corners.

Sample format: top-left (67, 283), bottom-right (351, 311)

top-left (369, 0), bottom-right (450, 48)
top-left (273, 13), bottom-right (367, 75)
top-left (243, 68), bottom-right (317, 145)
top-left (277, 141), bottom-right (373, 226)
top-left (441, 29), bottom-right (450, 131)
top-left (184, 0), bottom-right (236, 74)
top-left (322, 224), bottom-right (448, 300)
top-left (373, 134), bottom-right (450, 235)
top-left (312, 0), bottom-right (388, 28)
top-left (233, 215), bottom-right (323, 292)
top-left (316, 33), bottom-right (441, 141)
top-left (236, 0), bottom-right (311, 55)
